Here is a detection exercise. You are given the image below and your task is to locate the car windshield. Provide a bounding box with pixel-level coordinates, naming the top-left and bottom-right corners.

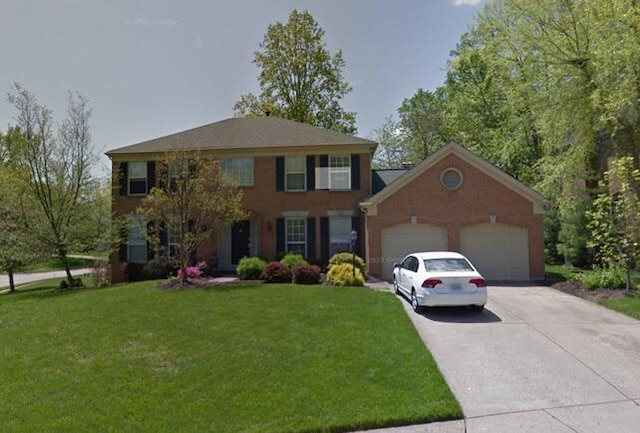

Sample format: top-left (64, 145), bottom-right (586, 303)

top-left (423, 258), bottom-right (474, 272)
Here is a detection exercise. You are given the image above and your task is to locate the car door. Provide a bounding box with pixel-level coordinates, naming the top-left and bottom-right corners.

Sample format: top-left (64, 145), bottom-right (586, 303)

top-left (398, 256), bottom-right (413, 294)
top-left (407, 256), bottom-right (420, 290)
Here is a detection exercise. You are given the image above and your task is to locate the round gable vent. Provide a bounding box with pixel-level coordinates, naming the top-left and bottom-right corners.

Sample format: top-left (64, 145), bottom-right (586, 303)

top-left (441, 168), bottom-right (463, 189)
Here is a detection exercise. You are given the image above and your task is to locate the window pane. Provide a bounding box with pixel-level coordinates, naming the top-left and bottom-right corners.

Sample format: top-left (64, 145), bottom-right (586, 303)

top-left (330, 171), bottom-right (350, 190)
top-left (287, 243), bottom-right (306, 256)
top-left (329, 155), bottom-right (350, 168)
top-left (286, 173), bottom-right (306, 191)
top-left (423, 258), bottom-right (474, 272)
top-left (129, 179), bottom-right (147, 194)
top-left (285, 156), bottom-right (305, 172)
top-left (221, 157), bottom-right (254, 186)
top-left (129, 161), bottom-right (147, 179)
top-left (286, 217), bottom-right (306, 256)
top-left (128, 245), bottom-right (147, 263)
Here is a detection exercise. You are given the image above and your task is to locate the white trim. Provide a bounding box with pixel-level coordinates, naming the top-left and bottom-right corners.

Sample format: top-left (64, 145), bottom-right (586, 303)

top-left (282, 210), bottom-right (309, 217)
top-left (440, 167), bottom-right (463, 190)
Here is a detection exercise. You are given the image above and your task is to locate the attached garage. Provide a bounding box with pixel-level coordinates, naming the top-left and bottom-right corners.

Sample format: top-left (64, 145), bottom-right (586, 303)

top-left (361, 143), bottom-right (547, 282)
top-left (460, 224), bottom-right (529, 281)
top-left (380, 224), bottom-right (447, 280)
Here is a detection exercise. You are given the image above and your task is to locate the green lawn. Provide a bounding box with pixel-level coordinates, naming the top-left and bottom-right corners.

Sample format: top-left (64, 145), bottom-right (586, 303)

top-left (0, 281), bottom-right (461, 433)
top-left (600, 296), bottom-right (640, 321)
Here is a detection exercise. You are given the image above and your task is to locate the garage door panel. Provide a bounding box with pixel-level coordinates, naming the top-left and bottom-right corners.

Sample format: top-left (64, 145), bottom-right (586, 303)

top-left (381, 224), bottom-right (447, 280)
top-left (461, 224), bottom-right (529, 281)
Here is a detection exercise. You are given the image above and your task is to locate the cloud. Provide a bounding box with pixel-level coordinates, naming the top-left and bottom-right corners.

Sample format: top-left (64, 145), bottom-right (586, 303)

top-left (453, 0), bottom-right (483, 6)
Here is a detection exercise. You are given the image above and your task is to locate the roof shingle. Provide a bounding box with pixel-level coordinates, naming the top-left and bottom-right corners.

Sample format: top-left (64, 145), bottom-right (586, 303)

top-left (106, 117), bottom-right (376, 155)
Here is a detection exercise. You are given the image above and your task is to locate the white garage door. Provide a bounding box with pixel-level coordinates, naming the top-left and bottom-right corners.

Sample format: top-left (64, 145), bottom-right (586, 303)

top-left (460, 224), bottom-right (529, 281)
top-left (381, 224), bottom-right (448, 280)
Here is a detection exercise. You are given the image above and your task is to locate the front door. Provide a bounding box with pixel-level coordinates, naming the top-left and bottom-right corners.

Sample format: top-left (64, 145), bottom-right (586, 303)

top-left (231, 220), bottom-right (251, 264)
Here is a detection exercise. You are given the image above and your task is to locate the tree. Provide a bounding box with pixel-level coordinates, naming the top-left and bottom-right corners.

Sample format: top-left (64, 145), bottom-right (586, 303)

top-left (138, 150), bottom-right (247, 284)
top-left (0, 165), bottom-right (41, 293)
top-left (7, 84), bottom-right (96, 288)
top-left (587, 157), bottom-right (640, 290)
top-left (398, 88), bottom-right (449, 163)
top-left (234, 9), bottom-right (357, 134)
top-left (372, 116), bottom-right (408, 169)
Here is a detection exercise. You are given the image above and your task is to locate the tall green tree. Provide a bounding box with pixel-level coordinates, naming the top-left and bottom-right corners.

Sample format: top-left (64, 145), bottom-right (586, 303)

top-left (371, 116), bottom-right (408, 169)
top-left (234, 9), bottom-right (357, 134)
top-left (7, 84), bottom-right (96, 288)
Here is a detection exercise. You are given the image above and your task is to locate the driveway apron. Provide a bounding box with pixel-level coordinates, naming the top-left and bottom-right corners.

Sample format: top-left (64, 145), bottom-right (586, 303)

top-left (400, 285), bottom-right (640, 433)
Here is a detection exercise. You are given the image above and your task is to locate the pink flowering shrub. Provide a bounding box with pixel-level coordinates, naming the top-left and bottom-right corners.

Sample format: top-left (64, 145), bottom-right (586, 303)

top-left (178, 266), bottom-right (204, 279)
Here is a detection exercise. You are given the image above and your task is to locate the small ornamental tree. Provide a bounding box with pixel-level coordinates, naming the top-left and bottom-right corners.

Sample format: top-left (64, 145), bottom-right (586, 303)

top-left (139, 150), bottom-right (247, 284)
top-left (587, 157), bottom-right (640, 290)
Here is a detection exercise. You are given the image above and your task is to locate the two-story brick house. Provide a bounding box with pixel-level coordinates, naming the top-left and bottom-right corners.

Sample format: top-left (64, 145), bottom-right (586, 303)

top-left (107, 116), bottom-right (547, 284)
top-left (107, 117), bottom-right (376, 283)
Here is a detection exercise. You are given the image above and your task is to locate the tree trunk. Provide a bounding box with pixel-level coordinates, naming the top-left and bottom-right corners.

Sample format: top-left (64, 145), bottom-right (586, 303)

top-left (59, 250), bottom-right (74, 288)
top-left (8, 268), bottom-right (15, 293)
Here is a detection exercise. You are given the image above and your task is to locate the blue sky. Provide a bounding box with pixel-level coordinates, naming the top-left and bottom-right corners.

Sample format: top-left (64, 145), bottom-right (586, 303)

top-left (0, 0), bottom-right (485, 174)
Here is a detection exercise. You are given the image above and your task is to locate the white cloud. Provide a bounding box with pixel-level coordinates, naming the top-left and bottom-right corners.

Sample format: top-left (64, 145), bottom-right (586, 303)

top-left (453, 0), bottom-right (483, 6)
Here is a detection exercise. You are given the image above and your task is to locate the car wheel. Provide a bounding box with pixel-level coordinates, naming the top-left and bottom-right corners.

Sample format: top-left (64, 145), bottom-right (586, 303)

top-left (393, 277), bottom-right (400, 295)
top-left (411, 290), bottom-right (421, 313)
top-left (470, 305), bottom-right (485, 312)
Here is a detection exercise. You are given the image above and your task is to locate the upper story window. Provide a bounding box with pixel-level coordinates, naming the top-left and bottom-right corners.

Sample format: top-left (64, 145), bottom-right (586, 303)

top-left (285, 156), bottom-right (306, 191)
top-left (127, 216), bottom-right (147, 263)
top-left (129, 162), bottom-right (148, 195)
top-left (329, 155), bottom-right (350, 190)
top-left (221, 157), bottom-right (254, 186)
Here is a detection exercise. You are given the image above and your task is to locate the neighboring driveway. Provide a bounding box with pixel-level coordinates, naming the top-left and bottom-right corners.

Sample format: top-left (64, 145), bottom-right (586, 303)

top-left (0, 268), bottom-right (92, 291)
top-left (395, 285), bottom-right (640, 432)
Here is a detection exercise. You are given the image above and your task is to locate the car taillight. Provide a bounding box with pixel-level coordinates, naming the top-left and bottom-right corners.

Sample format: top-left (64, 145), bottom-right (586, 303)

top-left (470, 278), bottom-right (486, 287)
top-left (422, 278), bottom-right (442, 288)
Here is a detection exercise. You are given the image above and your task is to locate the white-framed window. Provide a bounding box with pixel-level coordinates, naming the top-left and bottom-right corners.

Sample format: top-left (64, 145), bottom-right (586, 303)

top-left (329, 155), bottom-right (350, 190)
top-left (286, 217), bottom-right (307, 256)
top-left (221, 157), bottom-right (254, 186)
top-left (129, 161), bottom-right (147, 195)
top-left (168, 160), bottom-right (189, 192)
top-left (127, 216), bottom-right (147, 263)
top-left (285, 156), bottom-right (306, 191)
top-left (330, 217), bottom-right (352, 256)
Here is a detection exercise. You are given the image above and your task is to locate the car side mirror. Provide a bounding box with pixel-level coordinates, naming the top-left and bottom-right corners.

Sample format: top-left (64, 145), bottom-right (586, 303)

top-left (393, 262), bottom-right (400, 269)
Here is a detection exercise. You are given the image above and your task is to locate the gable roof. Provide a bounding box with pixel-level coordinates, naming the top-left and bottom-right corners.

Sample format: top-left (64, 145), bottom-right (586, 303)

top-left (106, 117), bottom-right (376, 156)
top-left (361, 142), bottom-right (547, 214)
top-left (371, 169), bottom-right (409, 194)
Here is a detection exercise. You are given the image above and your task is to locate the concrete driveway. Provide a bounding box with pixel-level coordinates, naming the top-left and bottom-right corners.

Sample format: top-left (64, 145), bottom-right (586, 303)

top-left (390, 285), bottom-right (640, 432)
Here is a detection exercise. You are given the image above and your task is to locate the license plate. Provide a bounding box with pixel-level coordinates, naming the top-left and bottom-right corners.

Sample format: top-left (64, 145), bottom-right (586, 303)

top-left (450, 283), bottom-right (462, 290)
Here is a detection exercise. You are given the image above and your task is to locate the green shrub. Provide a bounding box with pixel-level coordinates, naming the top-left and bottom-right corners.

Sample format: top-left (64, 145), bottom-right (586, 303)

top-left (236, 256), bottom-right (267, 280)
top-left (578, 267), bottom-right (626, 290)
top-left (327, 263), bottom-right (365, 287)
top-left (280, 253), bottom-right (308, 269)
top-left (260, 262), bottom-right (292, 283)
top-left (329, 252), bottom-right (365, 274)
top-left (292, 264), bottom-right (322, 284)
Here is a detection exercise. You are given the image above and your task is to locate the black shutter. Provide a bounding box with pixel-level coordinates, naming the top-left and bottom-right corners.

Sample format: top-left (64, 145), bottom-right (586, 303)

top-left (275, 157), bottom-right (285, 191)
top-left (350, 154), bottom-right (361, 190)
top-left (118, 225), bottom-right (127, 262)
top-left (306, 155), bottom-right (315, 191)
top-left (119, 162), bottom-right (128, 196)
top-left (276, 218), bottom-right (285, 254)
top-left (147, 161), bottom-right (156, 194)
top-left (306, 217), bottom-right (316, 260)
top-left (351, 217), bottom-right (362, 257)
top-left (320, 217), bottom-right (329, 262)
top-left (158, 162), bottom-right (167, 191)
top-left (159, 221), bottom-right (168, 251)
top-left (188, 159), bottom-right (197, 177)
top-left (147, 221), bottom-right (155, 260)
top-left (319, 155), bottom-right (328, 167)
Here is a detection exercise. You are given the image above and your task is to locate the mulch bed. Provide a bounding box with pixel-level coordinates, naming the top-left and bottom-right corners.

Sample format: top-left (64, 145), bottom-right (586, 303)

top-left (551, 279), bottom-right (634, 302)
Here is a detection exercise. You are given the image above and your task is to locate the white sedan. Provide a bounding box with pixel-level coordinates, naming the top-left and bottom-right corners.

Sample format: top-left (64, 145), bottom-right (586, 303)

top-left (392, 251), bottom-right (487, 312)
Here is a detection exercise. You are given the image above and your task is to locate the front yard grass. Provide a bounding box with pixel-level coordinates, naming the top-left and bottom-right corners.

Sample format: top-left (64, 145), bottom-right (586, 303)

top-left (0, 281), bottom-right (461, 432)
top-left (600, 296), bottom-right (640, 321)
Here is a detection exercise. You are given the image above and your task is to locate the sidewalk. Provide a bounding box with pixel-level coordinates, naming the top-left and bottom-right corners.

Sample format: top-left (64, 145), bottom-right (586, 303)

top-left (0, 268), bottom-right (93, 292)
